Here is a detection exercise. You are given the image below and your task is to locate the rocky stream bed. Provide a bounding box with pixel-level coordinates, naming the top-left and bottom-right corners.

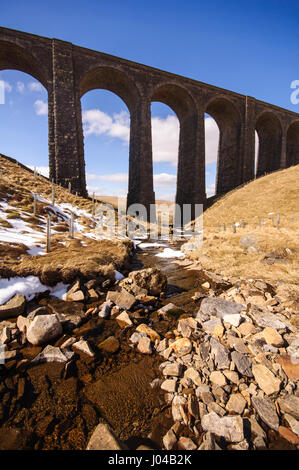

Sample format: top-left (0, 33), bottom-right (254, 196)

top-left (0, 239), bottom-right (299, 450)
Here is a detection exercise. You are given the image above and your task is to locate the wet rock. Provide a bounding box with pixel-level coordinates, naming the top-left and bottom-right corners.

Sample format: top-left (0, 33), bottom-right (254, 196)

top-left (60, 337), bottom-right (77, 349)
top-left (202, 318), bottom-right (223, 333)
top-left (0, 294), bottom-right (26, 320)
top-left (226, 393), bottom-right (246, 415)
top-left (87, 289), bottom-right (98, 302)
top-left (31, 345), bottom-right (74, 364)
top-left (231, 351), bottom-right (253, 377)
top-left (249, 415), bottom-right (266, 438)
top-left (0, 326), bottom-right (11, 344)
top-left (252, 397), bottom-right (279, 430)
top-left (177, 437), bottom-right (197, 450)
top-left (98, 336), bottom-right (119, 353)
top-left (137, 336), bottom-right (152, 355)
top-left (170, 337), bottom-right (192, 357)
top-left (238, 322), bottom-right (256, 336)
top-left (199, 297), bottom-right (245, 319)
top-left (284, 414), bottom-right (299, 436)
top-left (0, 348), bottom-right (17, 362)
top-left (198, 431), bottom-right (220, 450)
top-left (86, 423), bottom-right (126, 450)
top-left (223, 370), bottom-right (239, 384)
top-left (106, 290), bottom-right (136, 310)
top-left (278, 426), bottom-right (299, 445)
top-left (116, 311), bottom-right (132, 328)
top-left (196, 385), bottom-right (214, 405)
top-left (162, 428), bottom-right (177, 450)
top-left (276, 356), bottom-right (299, 381)
top-left (158, 303), bottom-right (178, 318)
top-left (161, 378), bottom-right (177, 393)
top-left (252, 436), bottom-right (266, 449)
top-left (98, 300), bottom-right (113, 318)
top-left (210, 338), bottom-right (231, 369)
top-left (129, 332), bottom-right (146, 344)
top-left (210, 371), bottom-right (227, 387)
top-left (16, 315), bottom-right (30, 333)
top-left (26, 314), bottom-right (63, 346)
top-left (136, 324), bottom-right (160, 342)
top-left (66, 290), bottom-right (85, 302)
top-left (278, 395), bottom-right (299, 419)
top-left (72, 339), bottom-right (94, 357)
top-left (201, 412), bottom-right (244, 442)
top-left (223, 314), bottom-right (241, 327)
top-left (263, 327), bottom-right (284, 347)
top-left (248, 305), bottom-right (286, 330)
top-left (252, 364), bottom-right (281, 395)
top-left (163, 363), bottom-right (183, 377)
top-left (120, 267), bottom-right (167, 296)
top-left (207, 402), bottom-right (226, 417)
top-left (184, 367), bottom-right (201, 386)
top-left (230, 439), bottom-right (249, 450)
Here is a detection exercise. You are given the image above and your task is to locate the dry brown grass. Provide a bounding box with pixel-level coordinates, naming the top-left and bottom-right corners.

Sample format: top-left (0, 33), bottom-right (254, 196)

top-left (201, 165), bottom-right (299, 229)
top-left (0, 238), bottom-right (133, 285)
top-left (187, 165), bottom-right (299, 284)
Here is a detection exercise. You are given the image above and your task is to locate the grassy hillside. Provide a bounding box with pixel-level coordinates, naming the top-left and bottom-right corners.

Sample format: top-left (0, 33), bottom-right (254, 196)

top-left (188, 165), bottom-right (299, 284)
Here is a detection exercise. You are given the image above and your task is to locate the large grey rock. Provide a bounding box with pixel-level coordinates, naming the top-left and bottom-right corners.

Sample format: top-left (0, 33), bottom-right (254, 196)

top-left (210, 338), bottom-right (230, 369)
top-left (231, 351), bottom-right (253, 377)
top-left (201, 412), bottom-right (244, 442)
top-left (31, 345), bottom-right (74, 364)
top-left (86, 423), bottom-right (126, 450)
top-left (198, 297), bottom-right (245, 320)
top-left (248, 305), bottom-right (286, 330)
top-left (26, 314), bottom-right (63, 346)
top-left (0, 294), bottom-right (26, 319)
top-left (278, 395), bottom-right (299, 419)
top-left (252, 397), bottom-right (279, 430)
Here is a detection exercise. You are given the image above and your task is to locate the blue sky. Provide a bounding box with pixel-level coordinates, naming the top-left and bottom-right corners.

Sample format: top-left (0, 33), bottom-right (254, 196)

top-left (0, 0), bottom-right (298, 200)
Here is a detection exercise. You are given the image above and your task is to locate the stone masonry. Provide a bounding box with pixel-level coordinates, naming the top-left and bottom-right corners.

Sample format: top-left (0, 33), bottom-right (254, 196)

top-left (0, 26), bottom-right (299, 220)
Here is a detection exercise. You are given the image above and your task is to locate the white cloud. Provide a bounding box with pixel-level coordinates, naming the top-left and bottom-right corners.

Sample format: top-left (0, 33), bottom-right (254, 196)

top-left (28, 81), bottom-right (44, 92)
top-left (34, 100), bottom-right (48, 116)
top-left (87, 173), bottom-right (128, 183)
top-left (152, 115), bottom-right (179, 165)
top-left (16, 81), bottom-right (25, 93)
top-left (154, 173), bottom-right (176, 187)
top-left (83, 110), bottom-right (130, 142)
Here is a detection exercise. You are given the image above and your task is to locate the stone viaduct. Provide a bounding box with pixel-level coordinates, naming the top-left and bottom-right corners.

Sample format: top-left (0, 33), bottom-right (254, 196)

top-left (1, 26), bottom-right (299, 220)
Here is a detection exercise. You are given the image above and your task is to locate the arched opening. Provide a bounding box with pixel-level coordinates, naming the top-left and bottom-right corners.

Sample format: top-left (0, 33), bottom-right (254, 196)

top-left (286, 121), bottom-right (299, 166)
top-left (0, 71), bottom-right (48, 170)
top-left (80, 66), bottom-right (140, 207)
top-left (150, 102), bottom-right (179, 202)
top-left (204, 113), bottom-right (219, 198)
top-left (0, 41), bottom-right (49, 173)
top-left (151, 83), bottom-right (199, 225)
top-left (255, 111), bottom-right (282, 177)
top-left (81, 89), bottom-right (130, 201)
top-left (205, 97), bottom-right (241, 195)
top-left (254, 131), bottom-right (259, 177)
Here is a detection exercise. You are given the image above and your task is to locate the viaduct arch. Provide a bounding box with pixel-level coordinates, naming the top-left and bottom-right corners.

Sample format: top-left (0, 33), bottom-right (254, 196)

top-left (0, 27), bottom-right (298, 220)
